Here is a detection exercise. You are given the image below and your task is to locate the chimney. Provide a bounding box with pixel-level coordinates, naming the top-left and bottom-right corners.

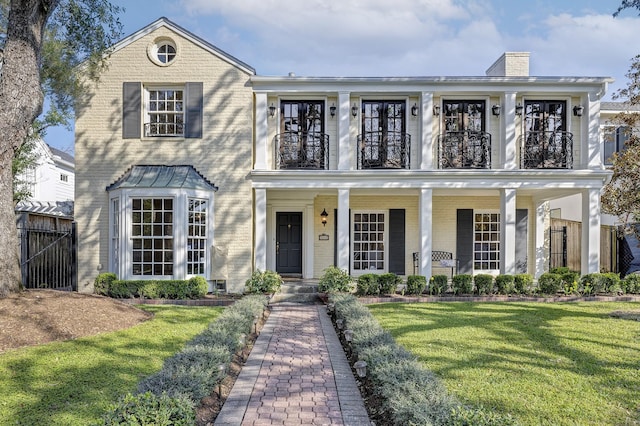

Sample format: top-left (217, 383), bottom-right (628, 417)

top-left (486, 52), bottom-right (530, 77)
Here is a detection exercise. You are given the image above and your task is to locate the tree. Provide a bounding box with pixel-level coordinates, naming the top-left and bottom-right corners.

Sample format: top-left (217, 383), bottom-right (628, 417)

top-left (602, 2), bottom-right (640, 239)
top-left (0, 0), bottom-right (122, 297)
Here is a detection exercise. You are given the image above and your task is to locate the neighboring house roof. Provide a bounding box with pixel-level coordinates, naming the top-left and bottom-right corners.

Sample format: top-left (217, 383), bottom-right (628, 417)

top-left (107, 165), bottom-right (218, 191)
top-left (601, 101), bottom-right (640, 112)
top-left (109, 17), bottom-right (255, 75)
top-left (48, 145), bottom-right (74, 166)
top-left (15, 200), bottom-right (74, 219)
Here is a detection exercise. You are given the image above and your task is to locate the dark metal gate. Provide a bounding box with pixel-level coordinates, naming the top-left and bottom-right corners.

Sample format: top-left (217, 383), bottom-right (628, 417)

top-left (549, 226), bottom-right (567, 269)
top-left (18, 222), bottom-right (77, 290)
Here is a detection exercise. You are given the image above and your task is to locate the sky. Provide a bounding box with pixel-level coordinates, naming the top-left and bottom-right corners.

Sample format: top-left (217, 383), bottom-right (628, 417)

top-left (44, 0), bottom-right (640, 154)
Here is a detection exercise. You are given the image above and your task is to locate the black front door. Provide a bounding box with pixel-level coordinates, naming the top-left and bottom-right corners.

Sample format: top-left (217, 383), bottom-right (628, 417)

top-left (276, 212), bottom-right (302, 275)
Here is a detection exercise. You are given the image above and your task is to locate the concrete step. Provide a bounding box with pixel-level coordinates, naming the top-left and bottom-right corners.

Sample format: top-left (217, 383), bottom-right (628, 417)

top-left (280, 283), bottom-right (318, 294)
top-left (271, 291), bottom-right (320, 304)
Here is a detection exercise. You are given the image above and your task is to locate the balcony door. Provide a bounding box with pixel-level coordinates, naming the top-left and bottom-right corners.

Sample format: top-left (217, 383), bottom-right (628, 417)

top-left (360, 101), bottom-right (406, 168)
top-left (279, 101), bottom-right (325, 168)
top-left (440, 100), bottom-right (489, 168)
top-left (523, 100), bottom-right (570, 168)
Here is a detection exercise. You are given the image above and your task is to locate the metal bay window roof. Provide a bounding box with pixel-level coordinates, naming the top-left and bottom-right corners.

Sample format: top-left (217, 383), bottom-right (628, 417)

top-left (106, 165), bottom-right (218, 191)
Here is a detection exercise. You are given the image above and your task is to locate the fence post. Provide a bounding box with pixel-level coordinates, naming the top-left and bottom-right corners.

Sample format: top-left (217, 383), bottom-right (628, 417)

top-left (71, 222), bottom-right (78, 291)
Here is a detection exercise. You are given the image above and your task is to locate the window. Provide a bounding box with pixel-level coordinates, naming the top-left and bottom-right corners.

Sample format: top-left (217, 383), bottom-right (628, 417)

top-left (474, 213), bottom-right (500, 271)
top-left (352, 212), bottom-right (386, 272)
top-left (145, 88), bottom-right (184, 137)
top-left (131, 198), bottom-right (174, 276)
top-left (443, 100), bottom-right (485, 132)
top-left (360, 101), bottom-right (408, 168)
top-left (156, 43), bottom-right (176, 64)
top-left (603, 126), bottom-right (629, 165)
top-left (187, 198), bottom-right (207, 275)
top-left (60, 173), bottom-right (68, 182)
top-left (148, 38), bottom-right (177, 66)
top-left (111, 198), bottom-right (120, 273)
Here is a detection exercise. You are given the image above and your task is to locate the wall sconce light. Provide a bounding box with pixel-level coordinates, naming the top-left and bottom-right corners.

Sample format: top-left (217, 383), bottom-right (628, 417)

top-left (330, 103), bottom-right (336, 117)
top-left (268, 103), bottom-right (276, 117)
top-left (320, 208), bottom-right (328, 227)
top-left (354, 360), bottom-right (367, 378)
top-left (433, 105), bottom-right (440, 116)
top-left (411, 103), bottom-right (418, 116)
top-left (492, 104), bottom-right (501, 116)
top-left (573, 105), bottom-right (584, 117)
top-left (351, 103), bottom-right (358, 118)
top-left (515, 103), bottom-right (524, 116)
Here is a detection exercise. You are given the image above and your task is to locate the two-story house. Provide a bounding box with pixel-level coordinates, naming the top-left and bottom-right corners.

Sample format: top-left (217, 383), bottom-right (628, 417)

top-left (75, 18), bottom-right (612, 293)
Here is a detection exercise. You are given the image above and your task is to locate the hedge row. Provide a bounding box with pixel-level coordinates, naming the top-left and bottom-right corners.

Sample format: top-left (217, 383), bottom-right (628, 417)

top-left (94, 273), bottom-right (208, 299)
top-left (329, 293), bottom-right (518, 425)
top-left (102, 295), bottom-right (268, 425)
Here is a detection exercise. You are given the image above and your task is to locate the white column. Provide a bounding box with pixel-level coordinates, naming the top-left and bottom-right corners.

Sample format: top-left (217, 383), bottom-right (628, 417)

top-left (255, 92), bottom-right (268, 170)
top-left (503, 92), bottom-right (517, 170)
top-left (338, 92), bottom-right (351, 170)
top-left (581, 188), bottom-right (601, 274)
top-left (420, 92), bottom-right (434, 170)
top-left (304, 203), bottom-right (314, 278)
top-left (500, 188), bottom-right (517, 274)
top-left (254, 188), bottom-right (267, 271)
top-left (535, 201), bottom-right (548, 278)
top-left (337, 189), bottom-right (350, 271)
top-left (419, 188), bottom-right (433, 277)
top-left (586, 91), bottom-right (602, 169)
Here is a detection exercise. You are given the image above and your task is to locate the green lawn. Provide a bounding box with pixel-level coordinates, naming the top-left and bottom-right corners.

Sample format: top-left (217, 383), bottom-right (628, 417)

top-left (369, 302), bottom-right (640, 426)
top-left (0, 305), bottom-right (223, 426)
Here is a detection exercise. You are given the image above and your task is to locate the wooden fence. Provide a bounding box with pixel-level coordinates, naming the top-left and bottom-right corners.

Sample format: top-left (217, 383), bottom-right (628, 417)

top-left (549, 218), bottom-right (618, 273)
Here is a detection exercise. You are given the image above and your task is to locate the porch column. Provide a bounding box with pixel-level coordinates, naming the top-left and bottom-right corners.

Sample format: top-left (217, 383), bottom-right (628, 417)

top-left (254, 188), bottom-right (267, 271)
top-left (581, 188), bottom-right (601, 274)
top-left (338, 91), bottom-right (351, 170)
top-left (255, 92), bottom-right (268, 170)
top-left (304, 203), bottom-right (314, 278)
top-left (586, 91), bottom-right (602, 168)
top-left (535, 200), bottom-right (548, 278)
top-left (500, 188), bottom-right (517, 274)
top-left (420, 92), bottom-right (434, 170)
top-left (503, 92), bottom-right (518, 170)
top-left (337, 189), bottom-right (350, 271)
top-left (419, 188), bottom-right (433, 277)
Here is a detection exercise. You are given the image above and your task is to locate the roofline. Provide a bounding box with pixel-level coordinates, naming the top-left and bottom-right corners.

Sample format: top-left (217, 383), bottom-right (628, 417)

top-left (110, 17), bottom-right (255, 75)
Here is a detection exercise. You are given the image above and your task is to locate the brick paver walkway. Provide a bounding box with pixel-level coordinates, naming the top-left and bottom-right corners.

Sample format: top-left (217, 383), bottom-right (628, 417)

top-left (215, 304), bottom-right (370, 425)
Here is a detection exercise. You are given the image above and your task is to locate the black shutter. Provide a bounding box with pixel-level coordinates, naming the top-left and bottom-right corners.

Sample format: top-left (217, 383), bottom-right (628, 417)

top-left (515, 209), bottom-right (528, 273)
top-left (456, 209), bottom-right (474, 274)
top-left (185, 82), bottom-right (203, 138)
top-left (389, 209), bottom-right (405, 275)
top-left (122, 82), bottom-right (141, 138)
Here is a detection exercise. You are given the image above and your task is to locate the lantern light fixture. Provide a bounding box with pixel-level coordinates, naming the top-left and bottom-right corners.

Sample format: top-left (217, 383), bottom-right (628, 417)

top-left (330, 103), bottom-right (336, 117)
top-left (320, 208), bottom-right (328, 227)
top-left (515, 103), bottom-right (524, 116)
top-left (433, 105), bottom-right (440, 116)
top-left (411, 103), bottom-right (418, 116)
top-left (573, 105), bottom-right (584, 117)
top-left (351, 103), bottom-right (358, 118)
top-left (268, 103), bottom-right (276, 117)
top-left (492, 104), bottom-right (501, 116)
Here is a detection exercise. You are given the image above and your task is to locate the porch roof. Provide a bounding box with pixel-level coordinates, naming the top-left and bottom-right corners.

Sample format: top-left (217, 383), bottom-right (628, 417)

top-left (107, 165), bottom-right (218, 191)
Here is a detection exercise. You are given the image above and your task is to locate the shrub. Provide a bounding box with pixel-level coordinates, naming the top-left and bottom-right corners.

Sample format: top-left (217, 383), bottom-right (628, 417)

top-left (623, 272), bottom-right (640, 294)
top-left (474, 274), bottom-right (494, 295)
top-left (138, 281), bottom-right (160, 299)
top-left (318, 266), bottom-right (354, 293)
top-left (430, 275), bottom-right (449, 295)
top-left (108, 280), bottom-right (138, 298)
top-left (538, 273), bottom-right (563, 294)
top-left (245, 270), bottom-right (282, 294)
top-left (580, 273), bottom-right (607, 295)
top-left (601, 272), bottom-right (622, 294)
top-left (185, 276), bottom-right (208, 299)
top-left (356, 273), bottom-right (379, 296)
top-left (379, 273), bottom-right (401, 295)
top-left (514, 274), bottom-right (534, 295)
top-left (495, 275), bottom-right (515, 295)
top-left (551, 267), bottom-right (580, 292)
top-left (103, 391), bottom-right (195, 426)
top-left (452, 274), bottom-right (473, 295)
top-left (405, 275), bottom-right (427, 295)
top-left (94, 272), bottom-right (116, 296)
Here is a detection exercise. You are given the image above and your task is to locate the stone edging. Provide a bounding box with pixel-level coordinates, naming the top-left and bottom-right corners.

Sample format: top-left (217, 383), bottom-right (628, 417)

top-left (358, 295), bottom-right (640, 304)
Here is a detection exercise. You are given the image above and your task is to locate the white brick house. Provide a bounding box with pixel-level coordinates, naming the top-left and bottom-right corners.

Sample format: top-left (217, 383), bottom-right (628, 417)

top-left (75, 18), bottom-right (612, 293)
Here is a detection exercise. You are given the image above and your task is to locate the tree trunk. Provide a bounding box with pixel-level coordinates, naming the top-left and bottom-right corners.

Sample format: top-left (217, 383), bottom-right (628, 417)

top-left (0, 0), bottom-right (58, 297)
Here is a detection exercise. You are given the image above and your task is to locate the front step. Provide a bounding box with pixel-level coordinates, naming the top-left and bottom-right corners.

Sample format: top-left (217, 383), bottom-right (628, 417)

top-left (271, 281), bottom-right (320, 304)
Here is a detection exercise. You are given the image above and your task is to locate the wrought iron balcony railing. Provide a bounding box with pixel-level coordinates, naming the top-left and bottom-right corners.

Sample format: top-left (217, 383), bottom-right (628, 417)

top-left (144, 122), bottom-right (184, 137)
top-left (275, 131), bottom-right (329, 169)
top-left (520, 131), bottom-right (573, 169)
top-left (357, 131), bottom-right (411, 169)
top-left (437, 131), bottom-right (491, 169)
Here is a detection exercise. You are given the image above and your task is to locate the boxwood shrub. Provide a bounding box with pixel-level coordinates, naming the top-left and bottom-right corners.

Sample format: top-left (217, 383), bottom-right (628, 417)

top-left (94, 272), bottom-right (117, 296)
top-left (452, 274), bottom-right (473, 295)
top-left (623, 272), bottom-right (640, 294)
top-left (514, 274), bottom-right (534, 295)
top-left (537, 273), bottom-right (563, 295)
top-left (405, 275), bottom-right (427, 295)
top-left (357, 273), bottom-right (380, 296)
top-left (430, 275), bottom-right (448, 295)
top-left (378, 273), bottom-right (401, 295)
top-left (100, 277), bottom-right (208, 299)
top-left (318, 266), bottom-right (355, 293)
top-left (495, 274), bottom-right (515, 295)
top-left (474, 274), bottom-right (494, 295)
top-left (244, 269), bottom-right (282, 294)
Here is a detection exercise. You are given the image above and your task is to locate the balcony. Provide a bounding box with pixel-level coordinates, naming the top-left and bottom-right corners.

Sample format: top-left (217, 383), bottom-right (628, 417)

top-left (357, 131), bottom-right (411, 169)
top-left (437, 131), bottom-right (491, 169)
top-left (520, 131), bottom-right (573, 169)
top-left (275, 132), bottom-right (329, 170)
